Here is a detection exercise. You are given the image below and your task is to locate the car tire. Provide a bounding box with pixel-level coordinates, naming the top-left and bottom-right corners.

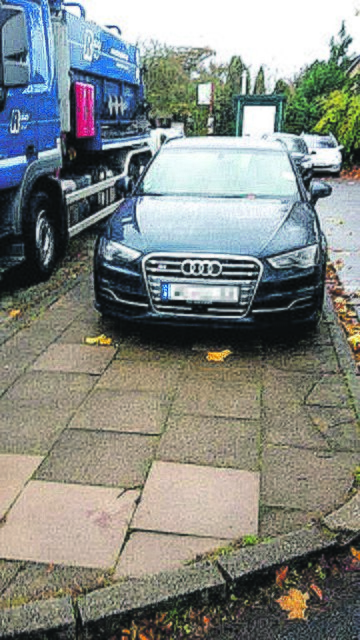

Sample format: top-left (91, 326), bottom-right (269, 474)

top-left (25, 190), bottom-right (57, 280)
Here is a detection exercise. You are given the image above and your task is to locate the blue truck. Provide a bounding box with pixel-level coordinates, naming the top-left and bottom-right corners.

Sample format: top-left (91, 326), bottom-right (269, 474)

top-left (0, 0), bottom-right (152, 278)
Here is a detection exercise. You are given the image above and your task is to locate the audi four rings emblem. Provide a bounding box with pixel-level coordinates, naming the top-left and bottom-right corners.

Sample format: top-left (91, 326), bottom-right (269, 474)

top-left (181, 259), bottom-right (222, 277)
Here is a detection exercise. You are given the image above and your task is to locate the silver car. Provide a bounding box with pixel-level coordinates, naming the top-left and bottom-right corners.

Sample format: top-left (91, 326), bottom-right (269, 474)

top-left (301, 133), bottom-right (343, 175)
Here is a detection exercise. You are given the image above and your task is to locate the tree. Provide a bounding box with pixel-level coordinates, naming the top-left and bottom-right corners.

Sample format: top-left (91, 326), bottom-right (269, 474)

top-left (315, 90), bottom-right (360, 163)
top-left (253, 66), bottom-right (266, 94)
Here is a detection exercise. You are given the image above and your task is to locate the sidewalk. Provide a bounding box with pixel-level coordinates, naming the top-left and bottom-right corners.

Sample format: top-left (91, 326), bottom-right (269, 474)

top-left (0, 180), bottom-right (359, 638)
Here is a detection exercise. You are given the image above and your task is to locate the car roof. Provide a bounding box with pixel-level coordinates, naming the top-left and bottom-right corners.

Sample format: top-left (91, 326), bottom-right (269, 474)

top-left (163, 136), bottom-right (286, 152)
top-left (267, 132), bottom-right (301, 141)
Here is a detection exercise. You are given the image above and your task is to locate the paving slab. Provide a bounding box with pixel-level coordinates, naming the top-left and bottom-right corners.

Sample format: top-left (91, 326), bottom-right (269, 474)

top-left (306, 374), bottom-right (351, 407)
top-left (262, 368), bottom-right (319, 407)
top-left (3, 371), bottom-right (96, 411)
top-left (69, 389), bottom-right (170, 435)
top-left (308, 406), bottom-right (360, 451)
top-left (31, 343), bottom-right (116, 375)
top-left (263, 405), bottom-right (331, 450)
top-left (172, 379), bottom-right (261, 419)
top-left (35, 430), bottom-right (158, 488)
top-left (0, 402), bottom-right (74, 455)
top-left (0, 454), bottom-right (43, 520)
top-left (114, 532), bottom-right (227, 579)
top-left (0, 481), bottom-right (139, 568)
top-left (1, 562), bottom-right (111, 605)
top-left (132, 461), bottom-right (260, 539)
top-left (158, 413), bottom-right (260, 470)
top-left (263, 346), bottom-right (340, 374)
top-left (261, 445), bottom-right (359, 512)
top-left (258, 507), bottom-right (312, 538)
top-left (97, 360), bottom-right (183, 394)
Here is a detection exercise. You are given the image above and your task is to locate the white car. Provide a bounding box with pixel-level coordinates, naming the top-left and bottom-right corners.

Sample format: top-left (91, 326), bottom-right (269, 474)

top-left (301, 133), bottom-right (343, 175)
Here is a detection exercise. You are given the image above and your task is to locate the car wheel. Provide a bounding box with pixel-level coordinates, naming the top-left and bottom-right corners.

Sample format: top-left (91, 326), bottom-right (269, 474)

top-left (25, 190), bottom-right (57, 280)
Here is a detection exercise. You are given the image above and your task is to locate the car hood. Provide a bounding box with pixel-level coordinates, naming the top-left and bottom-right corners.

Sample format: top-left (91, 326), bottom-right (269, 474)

top-left (109, 195), bottom-right (318, 258)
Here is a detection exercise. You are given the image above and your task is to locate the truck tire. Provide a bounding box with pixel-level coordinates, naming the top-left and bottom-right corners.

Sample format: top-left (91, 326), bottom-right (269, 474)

top-left (25, 190), bottom-right (57, 280)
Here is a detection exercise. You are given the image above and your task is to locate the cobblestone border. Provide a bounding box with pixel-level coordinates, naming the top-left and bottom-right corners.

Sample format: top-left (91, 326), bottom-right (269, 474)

top-left (1, 293), bottom-right (360, 640)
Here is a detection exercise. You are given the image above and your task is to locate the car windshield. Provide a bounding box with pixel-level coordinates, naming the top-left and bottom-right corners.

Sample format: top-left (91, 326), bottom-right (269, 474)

top-left (137, 148), bottom-right (299, 199)
top-left (303, 135), bottom-right (337, 149)
top-left (284, 138), bottom-right (308, 154)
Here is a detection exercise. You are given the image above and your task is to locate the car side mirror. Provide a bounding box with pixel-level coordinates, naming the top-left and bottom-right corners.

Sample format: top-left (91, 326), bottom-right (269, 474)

top-left (310, 150), bottom-right (316, 155)
top-left (310, 180), bottom-right (332, 204)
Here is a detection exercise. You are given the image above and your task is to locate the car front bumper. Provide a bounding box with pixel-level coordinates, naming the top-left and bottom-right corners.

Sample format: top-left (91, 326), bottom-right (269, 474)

top-left (94, 255), bottom-right (325, 327)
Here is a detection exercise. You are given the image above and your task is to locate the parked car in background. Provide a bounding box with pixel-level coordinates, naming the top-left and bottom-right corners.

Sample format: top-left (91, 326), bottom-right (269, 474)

top-left (301, 133), bottom-right (343, 175)
top-left (94, 137), bottom-right (332, 331)
top-left (264, 133), bottom-right (313, 188)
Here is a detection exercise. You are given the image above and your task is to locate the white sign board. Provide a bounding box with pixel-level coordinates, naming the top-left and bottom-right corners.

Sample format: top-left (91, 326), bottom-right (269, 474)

top-left (197, 83), bottom-right (213, 106)
top-left (242, 105), bottom-right (276, 137)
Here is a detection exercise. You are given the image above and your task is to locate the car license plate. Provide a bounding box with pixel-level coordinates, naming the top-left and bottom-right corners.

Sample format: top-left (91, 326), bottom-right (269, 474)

top-left (161, 283), bottom-right (239, 304)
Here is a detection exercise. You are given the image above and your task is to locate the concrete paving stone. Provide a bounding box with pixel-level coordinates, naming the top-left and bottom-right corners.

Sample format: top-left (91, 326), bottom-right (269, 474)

top-left (181, 356), bottom-right (262, 384)
top-left (261, 445), bottom-right (359, 512)
top-left (132, 461), bottom-right (260, 539)
top-left (79, 562), bottom-right (226, 639)
top-left (0, 561), bottom-right (23, 595)
top-left (258, 507), bottom-right (315, 538)
top-left (262, 368), bottom-right (319, 408)
top-left (56, 314), bottom-right (112, 345)
top-left (0, 402), bottom-right (72, 455)
top-left (309, 406), bottom-right (360, 451)
top-left (116, 340), bottom-right (189, 363)
top-left (34, 430), bottom-right (158, 488)
top-left (97, 360), bottom-right (183, 394)
top-left (172, 379), bottom-right (261, 420)
top-left (158, 413), bottom-right (260, 470)
top-left (263, 346), bottom-right (340, 374)
top-left (0, 454), bottom-right (43, 520)
top-left (1, 562), bottom-right (111, 606)
top-left (31, 343), bottom-right (116, 375)
top-left (69, 389), bottom-right (170, 435)
top-left (263, 405), bottom-right (331, 450)
top-left (0, 594), bottom-right (75, 639)
top-left (4, 371), bottom-right (96, 410)
top-left (218, 526), bottom-right (335, 582)
top-left (114, 531), bottom-right (227, 579)
top-left (306, 375), bottom-right (351, 407)
top-left (323, 491), bottom-right (360, 533)
top-left (0, 481), bottom-right (140, 568)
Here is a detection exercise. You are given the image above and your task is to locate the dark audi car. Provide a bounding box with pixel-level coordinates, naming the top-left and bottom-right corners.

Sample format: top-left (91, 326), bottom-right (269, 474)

top-left (94, 137), bottom-right (331, 329)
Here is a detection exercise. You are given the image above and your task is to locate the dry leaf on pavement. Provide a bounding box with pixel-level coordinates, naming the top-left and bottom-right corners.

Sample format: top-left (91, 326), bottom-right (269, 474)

top-left (84, 334), bottom-right (112, 346)
top-left (310, 583), bottom-right (323, 600)
top-left (9, 309), bottom-right (21, 318)
top-left (276, 588), bottom-right (309, 619)
top-left (275, 565), bottom-right (288, 587)
top-left (206, 349), bottom-right (232, 362)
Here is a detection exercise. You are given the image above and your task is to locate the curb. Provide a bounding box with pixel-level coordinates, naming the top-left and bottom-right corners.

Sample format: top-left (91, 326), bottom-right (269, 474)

top-left (1, 294), bottom-right (360, 640)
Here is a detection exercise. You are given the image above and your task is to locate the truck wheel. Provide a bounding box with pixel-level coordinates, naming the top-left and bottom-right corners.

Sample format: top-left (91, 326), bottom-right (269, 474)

top-left (25, 191), bottom-right (57, 280)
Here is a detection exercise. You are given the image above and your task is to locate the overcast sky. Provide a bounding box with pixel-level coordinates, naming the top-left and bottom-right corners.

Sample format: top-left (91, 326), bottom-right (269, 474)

top-left (80, 0), bottom-right (360, 82)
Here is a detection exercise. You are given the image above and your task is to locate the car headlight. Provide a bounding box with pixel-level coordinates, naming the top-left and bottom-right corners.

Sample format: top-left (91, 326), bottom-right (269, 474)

top-left (268, 245), bottom-right (319, 270)
top-left (99, 238), bottom-right (142, 264)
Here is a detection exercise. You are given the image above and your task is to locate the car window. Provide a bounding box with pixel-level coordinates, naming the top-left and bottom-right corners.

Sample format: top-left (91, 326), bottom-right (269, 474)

top-left (138, 148), bottom-right (299, 199)
top-left (303, 135), bottom-right (337, 149)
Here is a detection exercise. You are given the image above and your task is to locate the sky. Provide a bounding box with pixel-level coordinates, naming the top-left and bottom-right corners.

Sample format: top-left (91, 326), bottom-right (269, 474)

top-left (80, 0), bottom-right (360, 83)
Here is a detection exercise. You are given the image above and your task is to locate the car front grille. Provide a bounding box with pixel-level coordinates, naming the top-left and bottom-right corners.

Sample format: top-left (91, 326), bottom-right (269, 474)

top-left (143, 253), bottom-right (262, 318)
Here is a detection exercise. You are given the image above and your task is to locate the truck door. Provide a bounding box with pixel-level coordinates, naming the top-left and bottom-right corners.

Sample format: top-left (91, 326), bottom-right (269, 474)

top-left (0, 0), bottom-right (60, 192)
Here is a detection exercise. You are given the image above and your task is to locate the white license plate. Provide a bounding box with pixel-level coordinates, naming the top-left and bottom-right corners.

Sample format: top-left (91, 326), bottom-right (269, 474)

top-left (161, 282), bottom-right (239, 304)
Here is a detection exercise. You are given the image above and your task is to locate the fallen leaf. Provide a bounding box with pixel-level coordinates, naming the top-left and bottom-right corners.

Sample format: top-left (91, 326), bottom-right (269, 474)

top-left (206, 349), bottom-right (232, 362)
top-left (46, 562), bottom-right (54, 573)
top-left (9, 309), bottom-right (21, 318)
top-left (275, 565), bottom-right (289, 587)
top-left (276, 588), bottom-right (309, 620)
top-left (84, 334), bottom-right (112, 346)
top-left (310, 583), bottom-right (323, 600)
top-left (348, 334), bottom-right (360, 351)
top-left (350, 547), bottom-right (360, 564)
